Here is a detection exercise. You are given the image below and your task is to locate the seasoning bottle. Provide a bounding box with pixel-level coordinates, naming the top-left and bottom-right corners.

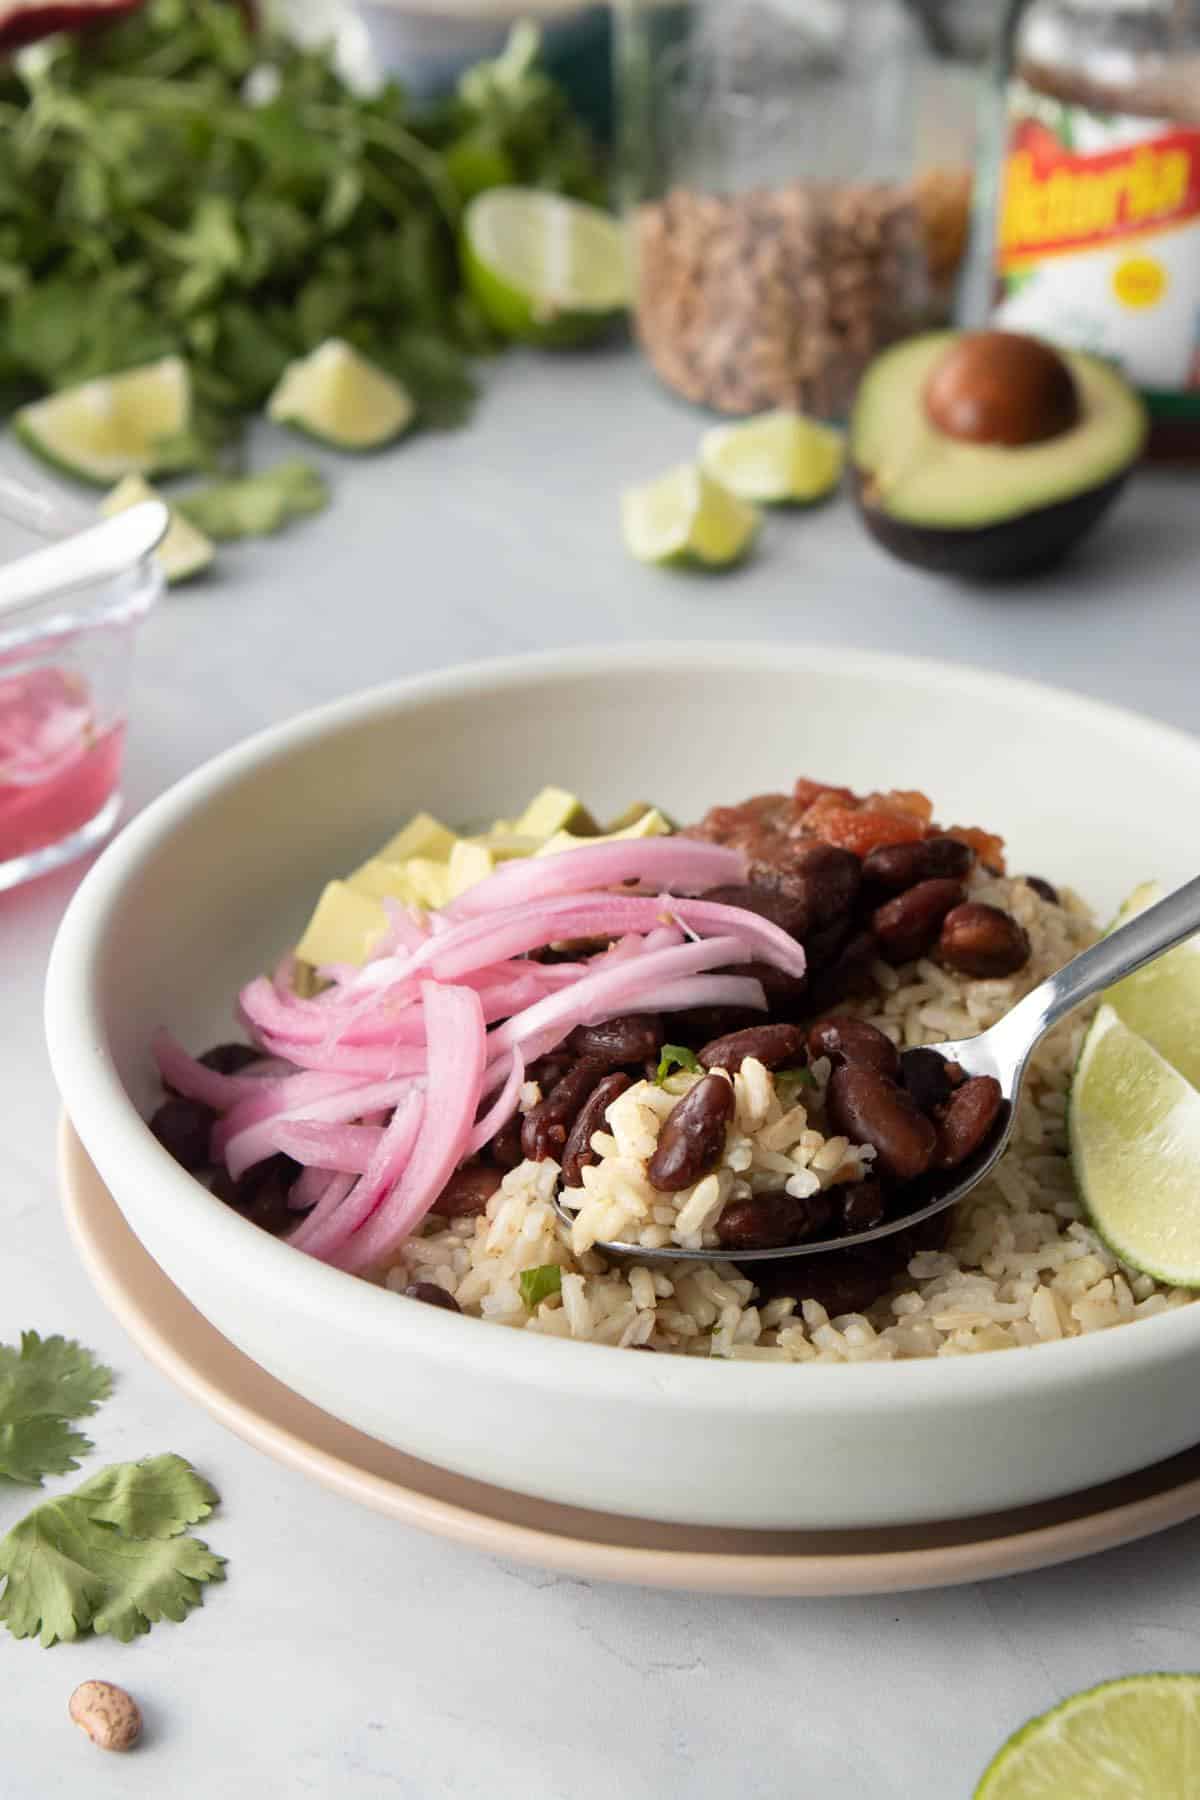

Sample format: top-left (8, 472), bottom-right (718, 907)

top-left (983, 0), bottom-right (1200, 458)
top-left (612, 0), bottom-right (979, 420)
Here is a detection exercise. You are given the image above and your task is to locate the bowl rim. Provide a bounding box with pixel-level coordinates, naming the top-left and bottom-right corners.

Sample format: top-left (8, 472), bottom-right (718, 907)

top-left (44, 639), bottom-right (1200, 1415)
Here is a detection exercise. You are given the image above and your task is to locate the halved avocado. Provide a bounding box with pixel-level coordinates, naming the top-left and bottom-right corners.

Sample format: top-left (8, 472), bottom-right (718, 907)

top-left (850, 331), bottom-right (1147, 579)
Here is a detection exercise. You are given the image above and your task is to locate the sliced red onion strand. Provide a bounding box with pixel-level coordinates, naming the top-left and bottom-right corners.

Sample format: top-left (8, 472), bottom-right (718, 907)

top-left (288, 1089), bottom-right (423, 1259)
top-left (447, 837), bottom-right (746, 918)
top-left (273, 1121), bottom-right (384, 1173)
top-left (465, 1049), bottom-right (525, 1159)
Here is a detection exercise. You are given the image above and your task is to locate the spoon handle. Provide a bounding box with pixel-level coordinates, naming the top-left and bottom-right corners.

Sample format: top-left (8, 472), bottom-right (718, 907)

top-left (0, 499), bottom-right (169, 620)
top-left (996, 874), bottom-right (1200, 1059)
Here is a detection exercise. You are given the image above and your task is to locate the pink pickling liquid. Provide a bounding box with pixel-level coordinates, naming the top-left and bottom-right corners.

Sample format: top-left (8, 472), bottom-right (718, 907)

top-left (0, 667), bottom-right (124, 863)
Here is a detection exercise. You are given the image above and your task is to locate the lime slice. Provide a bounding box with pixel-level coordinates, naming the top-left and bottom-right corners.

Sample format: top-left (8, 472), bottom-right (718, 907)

top-left (700, 411), bottom-right (845, 505)
top-left (13, 357), bottom-right (191, 487)
top-left (266, 340), bottom-right (414, 451)
top-left (621, 465), bottom-right (759, 569)
top-left (101, 475), bottom-right (214, 585)
top-left (976, 1673), bottom-right (1200, 1798)
top-left (1105, 881), bottom-right (1200, 1090)
top-left (462, 187), bottom-right (630, 348)
top-left (1069, 1002), bottom-right (1200, 1285)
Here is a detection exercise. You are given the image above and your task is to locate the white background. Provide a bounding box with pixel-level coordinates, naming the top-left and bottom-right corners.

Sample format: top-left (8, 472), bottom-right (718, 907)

top-left (4, 349), bottom-right (1200, 1798)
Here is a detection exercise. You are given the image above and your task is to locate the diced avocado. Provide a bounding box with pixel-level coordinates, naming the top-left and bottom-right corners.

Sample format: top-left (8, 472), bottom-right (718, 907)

top-left (295, 881), bottom-right (388, 968)
top-left (515, 786), bottom-right (598, 839)
top-left (402, 858), bottom-right (454, 910)
top-left (370, 812), bottom-right (457, 866)
top-left (347, 859), bottom-right (430, 904)
top-left (467, 831), bottom-right (542, 860)
top-left (536, 807), bottom-right (672, 858)
top-left (447, 839), bottom-right (496, 898)
top-left (604, 801), bottom-right (671, 834)
top-left (849, 331), bottom-right (1147, 579)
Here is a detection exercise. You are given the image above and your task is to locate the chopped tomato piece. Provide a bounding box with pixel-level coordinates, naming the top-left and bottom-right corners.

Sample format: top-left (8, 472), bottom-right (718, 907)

top-left (863, 789), bottom-right (935, 825)
top-left (946, 825), bottom-right (1007, 874)
top-left (807, 806), bottom-right (928, 855)
top-left (793, 779), bottom-right (857, 817)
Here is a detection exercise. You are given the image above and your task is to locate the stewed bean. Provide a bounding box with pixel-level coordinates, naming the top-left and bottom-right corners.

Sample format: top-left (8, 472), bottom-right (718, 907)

top-left (900, 1046), bottom-right (956, 1114)
top-left (149, 1097), bottom-right (215, 1172)
top-left (647, 1073), bottom-right (735, 1192)
top-left (840, 1178), bottom-right (887, 1232)
top-left (716, 1189), bottom-right (833, 1249)
top-left (700, 884), bottom-right (811, 938)
top-left (699, 1023), bottom-right (805, 1073)
top-left (806, 1016), bottom-right (900, 1079)
top-left (561, 1072), bottom-right (632, 1188)
top-left (521, 1060), bottom-right (606, 1162)
top-left (825, 1066), bottom-right (937, 1182)
top-left (431, 1163), bottom-right (503, 1219)
top-left (748, 841), bottom-right (862, 931)
top-left (197, 1041), bottom-right (262, 1076)
top-left (1024, 875), bottom-right (1059, 905)
top-left (489, 1115), bottom-right (525, 1169)
top-left (804, 929), bottom-right (878, 1012)
top-left (403, 1281), bottom-right (461, 1313)
top-left (872, 878), bottom-right (966, 965)
top-left (938, 904), bottom-right (1031, 979)
top-left (211, 1153), bottom-right (299, 1236)
top-left (568, 1014), bottom-right (664, 1068)
top-left (861, 835), bottom-right (973, 893)
top-left (935, 1076), bottom-right (1005, 1169)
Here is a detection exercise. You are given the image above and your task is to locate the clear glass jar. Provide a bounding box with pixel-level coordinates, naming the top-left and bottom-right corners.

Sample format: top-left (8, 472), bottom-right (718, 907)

top-left (613, 0), bottom-right (981, 419)
top-left (975, 0), bottom-right (1200, 458)
top-left (0, 521), bottom-right (160, 892)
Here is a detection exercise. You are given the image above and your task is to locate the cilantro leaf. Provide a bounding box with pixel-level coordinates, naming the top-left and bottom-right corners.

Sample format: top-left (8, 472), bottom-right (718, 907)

top-left (655, 1045), bottom-right (702, 1085)
top-left (519, 1264), bottom-right (563, 1309)
top-left (0, 1333), bottom-right (114, 1487)
top-left (0, 1455), bottom-right (225, 1647)
top-left (177, 460), bottom-right (329, 539)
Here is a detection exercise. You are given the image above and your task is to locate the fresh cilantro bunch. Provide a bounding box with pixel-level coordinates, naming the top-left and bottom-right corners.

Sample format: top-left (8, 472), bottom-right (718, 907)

top-left (0, 0), bottom-right (604, 429)
top-left (0, 1333), bottom-right (224, 1646)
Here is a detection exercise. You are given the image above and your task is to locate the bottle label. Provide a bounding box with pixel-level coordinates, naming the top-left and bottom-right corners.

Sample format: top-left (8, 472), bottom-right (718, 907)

top-left (992, 79), bottom-right (1200, 416)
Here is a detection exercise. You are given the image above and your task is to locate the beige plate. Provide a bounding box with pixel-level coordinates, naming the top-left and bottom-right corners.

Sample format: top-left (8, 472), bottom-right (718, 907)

top-left (61, 1120), bottom-right (1200, 1597)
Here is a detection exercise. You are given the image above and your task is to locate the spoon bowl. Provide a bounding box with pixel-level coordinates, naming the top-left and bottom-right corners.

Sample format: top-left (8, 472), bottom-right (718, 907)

top-left (554, 872), bottom-right (1200, 1263)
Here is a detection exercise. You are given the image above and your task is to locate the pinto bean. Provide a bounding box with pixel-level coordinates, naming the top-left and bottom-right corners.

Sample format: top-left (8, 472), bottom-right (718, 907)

top-left (521, 1060), bottom-right (607, 1163)
top-left (647, 1073), bottom-right (735, 1192)
top-left (699, 1023), bottom-right (805, 1073)
top-left (432, 1163), bottom-right (503, 1218)
top-left (872, 879), bottom-right (966, 965)
top-left (568, 1014), bottom-right (664, 1068)
top-left (561, 1072), bottom-right (632, 1188)
top-left (936, 1076), bottom-right (1005, 1169)
top-left (825, 1066), bottom-right (937, 1182)
top-left (806, 1017), bottom-right (900, 1079)
top-left (938, 904), bottom-right (1031, 979)
top-left (716, 1189), bottom-right (834, 1250)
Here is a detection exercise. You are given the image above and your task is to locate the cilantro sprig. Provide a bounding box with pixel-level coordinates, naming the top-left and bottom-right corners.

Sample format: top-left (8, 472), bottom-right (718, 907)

top-left (655, 1045), bottom-right (702, 1085)
top-left (0, 1333), bottom-right (113, 1487)
top-left (0, 1455), bottom-right (224, 1646)
top-left (519, 1264), bottom-right (563, 1309)
top-left (0, 0), bottom-right (603, 434)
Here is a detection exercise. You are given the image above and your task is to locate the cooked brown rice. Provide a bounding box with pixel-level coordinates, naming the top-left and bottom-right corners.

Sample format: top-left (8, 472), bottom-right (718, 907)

top-left (385, 872), bottom-right (1194, 1360)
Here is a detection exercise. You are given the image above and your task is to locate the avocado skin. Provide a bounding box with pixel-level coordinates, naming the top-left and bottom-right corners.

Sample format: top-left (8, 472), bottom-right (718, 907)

top-left (851, 467), bottom-right (1132, 581)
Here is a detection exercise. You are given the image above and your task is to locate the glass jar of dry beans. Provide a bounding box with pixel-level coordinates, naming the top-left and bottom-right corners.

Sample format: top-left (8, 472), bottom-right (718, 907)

top-left (613, 0), bottom-right (985, 418)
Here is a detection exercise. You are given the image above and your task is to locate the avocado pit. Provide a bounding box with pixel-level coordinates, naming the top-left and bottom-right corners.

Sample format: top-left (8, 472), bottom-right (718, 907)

top-left (923, 331), bottom-right (1081, 449)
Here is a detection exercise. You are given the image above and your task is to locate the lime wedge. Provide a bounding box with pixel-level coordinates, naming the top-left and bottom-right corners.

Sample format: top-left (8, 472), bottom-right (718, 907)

top-left (621, 465), bottom-right (759, 569)
top-left (13, 357), bottom-right (191, 486)
top-left (700, 411), bottom-right (845, 505)
top-left (267, 340), bottom-right (414, 451)
top-left (101, 475), bottom-right (214, 585)
top-left (1069, 1003), bottom-right (1200, 1285)
top-left (462, 187), bottom-right (630, 348)
top-left (1105, 881), bottom-right (1200, 1090)
top-left (976, 1673), bottom-right (1200, 1798)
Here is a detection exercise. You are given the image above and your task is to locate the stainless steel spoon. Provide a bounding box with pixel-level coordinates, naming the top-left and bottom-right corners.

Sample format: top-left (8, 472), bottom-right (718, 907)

top-left (0, 499), bottom-right (169, 621)
top-left (553, 874), bottom-right (1200, 1264)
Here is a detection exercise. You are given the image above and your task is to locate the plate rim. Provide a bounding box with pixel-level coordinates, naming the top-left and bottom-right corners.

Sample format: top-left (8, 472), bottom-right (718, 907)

top-left (59, 1117), bottom-right (1200, 1598)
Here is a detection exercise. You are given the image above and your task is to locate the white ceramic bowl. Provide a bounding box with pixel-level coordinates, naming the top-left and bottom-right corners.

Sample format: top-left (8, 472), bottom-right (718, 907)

top-left (45, 643), bottom-right (1200, 1530)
